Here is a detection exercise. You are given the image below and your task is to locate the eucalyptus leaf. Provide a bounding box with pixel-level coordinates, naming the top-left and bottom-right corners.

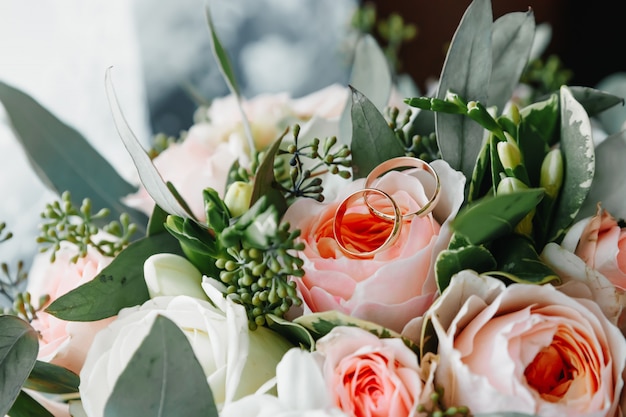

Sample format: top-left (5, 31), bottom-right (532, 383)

top-left (0, 81), bottom-right (147, 234)
top-left (435, 244), bottom-right (497, 293)
top-left (104, 68), bottom-right (191, 219)
top-left (349, 87), bottom-right (404, 178)
top-left (435, 0), bottom-right (492, 180)
top-left (546, 86), bottom-right (594, 243)
top-left (578, 131), bottom-right (626, 220)
top-left (452, 188), bottom-right (545, 245)
top-left (489, 10), bottom-right (535, 114)
top-left (0, 316), bottom-right (39, 417)
top-left (568, 85), bottom-right (625, 118)
top-left (46, 232), bottom-right (183, 321)
top-left (23, 361), bottom-right (79, 394)
top-left (595, 73), bottom-right (626, 134)
top-left (104, 315), bottom-right (217, 417)
top-left (6, 390), bottom-right (54, 417)
top-left (338, 34), bottom-right (392, 145)
top-left (147, 204), bottom-right (169, 236)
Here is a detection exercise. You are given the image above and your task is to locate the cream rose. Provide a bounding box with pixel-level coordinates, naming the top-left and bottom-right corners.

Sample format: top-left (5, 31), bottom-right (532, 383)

top-left (426, 270), bottom-right (626, 417)
top-left (282, 159), bottom-right (465, 333)
top-left (78, 282), bottom-right (294, 416)
top-left (26, 243), bottom-right (115, 376)
top-left (124, 86), bottom-right (348, 221)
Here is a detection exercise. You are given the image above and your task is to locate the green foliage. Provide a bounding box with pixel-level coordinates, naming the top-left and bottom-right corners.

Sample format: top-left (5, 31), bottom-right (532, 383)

top-left (275, 124), bottom-right (352, 203)
top-left (104, 315), bottom-right (218, 417)
top-left (37, 191), bottom-right (138, 263)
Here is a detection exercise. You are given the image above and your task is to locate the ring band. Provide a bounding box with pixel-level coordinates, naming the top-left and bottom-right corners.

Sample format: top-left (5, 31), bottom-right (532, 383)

top-left (333, 188), bottom-right (402, 258)
top-left (364, 156), bottom-right (441, 220)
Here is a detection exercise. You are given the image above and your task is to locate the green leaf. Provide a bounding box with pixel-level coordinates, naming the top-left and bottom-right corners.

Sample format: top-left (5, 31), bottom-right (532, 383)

top-left (435, 0), bottom-right (492, 180)
top-left (468, 136), bottom-right (493, 201)
top-left (489, 10), bottom-right (535, 114)
top-left (0, 316), bottom-right (39, 417)
top-left (104, 315), bottom-right (217, 417)
top-left (595, 73), bottom-right (626, 134)
top-left (546, 86), bottom-right (594, 243)
top-left (489, 234), bottom-right (560, 285)
top-left (474, 413), bottom-right (539, 417)
top-left (104, 68), bottom-right (191, 219)
top-left (147, 205), bottom-right (169, 236)
top-left (292, 311), bottom-right (419, 353)
top-left (204, 4), bottom-right (255, 157)
top-left (0, 81), bottom-right (148, 235)
top-left (46, 233), bottom-right (183, 321)
top-left (578, 131), bottom-right (626, 220)
top-left (452, 188), bottom-right (545, 245)
top-left (250, 130), bottom-right (288, 216)
top-left (519, 93), bottom-right (559, 146)
top-left (265, 314), bottom-right (315, 351)
top-left (569, 85), bottom-right (625, 117)
top-left (6, 390), bottom-right (54, 417)
top-left (23, 361), bottom-right (79, 394)
top-left (349, 86), bottom-right (404, 179)
top-left (435, 244), bottom-right (497, 293)
top-left (338, 34), bottom-right (392, 145)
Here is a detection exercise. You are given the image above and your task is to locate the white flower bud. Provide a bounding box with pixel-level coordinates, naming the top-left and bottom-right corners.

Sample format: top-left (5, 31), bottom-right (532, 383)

top-left (143, 253), bottom-right (207, 300)
top-left (224, 181), bottom-right (253, 218)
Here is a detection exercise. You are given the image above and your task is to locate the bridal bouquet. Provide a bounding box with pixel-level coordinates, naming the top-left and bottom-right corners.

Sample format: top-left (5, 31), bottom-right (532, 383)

top-left (2, 0), bottom-right (626, 416)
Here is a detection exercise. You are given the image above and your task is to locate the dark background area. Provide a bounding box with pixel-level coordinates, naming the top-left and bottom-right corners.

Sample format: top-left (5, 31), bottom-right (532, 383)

top-left (368, 0), bottom-right (625, 92)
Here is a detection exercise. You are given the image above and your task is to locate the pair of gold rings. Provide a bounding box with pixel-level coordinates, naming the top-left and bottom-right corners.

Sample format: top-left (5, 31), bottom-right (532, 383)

top-left (333, 157), bottom-right (441, 258)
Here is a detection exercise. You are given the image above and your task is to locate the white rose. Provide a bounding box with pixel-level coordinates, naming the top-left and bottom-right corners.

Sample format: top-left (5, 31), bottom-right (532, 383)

top-left (79, 283), bottom-right (294, 416)
top-left (220, 348), bottom-right (349, 417)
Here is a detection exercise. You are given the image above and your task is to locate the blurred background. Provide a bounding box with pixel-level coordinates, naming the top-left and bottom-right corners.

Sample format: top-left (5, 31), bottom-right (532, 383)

top-left (1, 0), bottom-right (625, 299)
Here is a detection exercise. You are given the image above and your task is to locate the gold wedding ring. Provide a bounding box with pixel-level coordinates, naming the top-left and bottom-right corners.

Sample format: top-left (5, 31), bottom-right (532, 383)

top-left (364, 157), bottom-right (441, 220)
top-left (333, 188), bottom-right (402, 258)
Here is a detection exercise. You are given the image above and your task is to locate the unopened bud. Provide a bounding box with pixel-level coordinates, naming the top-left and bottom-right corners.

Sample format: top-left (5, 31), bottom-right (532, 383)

top-left (496, 176), bottom-right (528, 195)
top-left (540, 148), bottom-right (564, 199)
top-left (224, 181), bottom-right (253, 218)
top-left (497, 138), bottom-right (522, 171)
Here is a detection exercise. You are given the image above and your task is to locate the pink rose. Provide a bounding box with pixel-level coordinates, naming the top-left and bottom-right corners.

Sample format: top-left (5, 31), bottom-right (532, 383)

top-left (124, 86), bottom-right (348, 221)
top-left (313, 326), bottom-right (431, 417)
top-left (563, 204), bottom-right (626, 289)
top-left (283, 160), bottom-right (465, 333)
top-left (26, 243), bottom-right (115, 375)
top-left (426, 270), bottom-right (626, 417)
top-left (541, 205), bottom-right (626, 334)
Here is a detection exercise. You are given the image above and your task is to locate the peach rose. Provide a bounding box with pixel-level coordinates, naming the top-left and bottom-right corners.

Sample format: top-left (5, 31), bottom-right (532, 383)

top-left (313, 326), bottom-right (430, 417)
top-left (124, 86), bottom-right (348, 221)
top-left (282, 160), bottom-right (465, 333)
top-left (26, 242), bottom-right (115, 376)
top-left (562, 204), bottom-right (626, 289)
top-left (426, 270), bottom-right (626, 417)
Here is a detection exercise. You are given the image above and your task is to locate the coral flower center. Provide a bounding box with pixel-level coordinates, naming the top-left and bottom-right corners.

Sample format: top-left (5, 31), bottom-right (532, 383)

top-left (524, 338), bottom-right (576, 401)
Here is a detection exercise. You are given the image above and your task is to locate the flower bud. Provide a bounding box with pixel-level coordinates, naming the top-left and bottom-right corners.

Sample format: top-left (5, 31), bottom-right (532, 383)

top-left (143, 253), bottom-right (208, 300)
top-left (539, 148), bottom-right (564, 199)
top-left (497, 137), bottom-right (522, 171)
top-left (496, 176), bottom-right (528, 195)
top-left (224, 181), bottom-right (253, 218)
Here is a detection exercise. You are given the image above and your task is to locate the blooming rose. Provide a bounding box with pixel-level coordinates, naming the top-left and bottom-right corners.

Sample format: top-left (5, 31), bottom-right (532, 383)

top-left (78, 282), bottom-right (294, 416)
top-left (426, 270), bottom-right (626, 416)
top-left (282, 159), bottom-right (465, 333)
top-left (314, 326), bottom-right (430, 417)
top-left (561, 204), bottom-right (626, 289)
top-left (124, 85), bottom-right (348, 221)
top-left (541, 204), bottom-right (626, 332)
top-left (26, 243), bottom-right (115, 376)
top-left (221, 348), bottom-right (349, 417)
